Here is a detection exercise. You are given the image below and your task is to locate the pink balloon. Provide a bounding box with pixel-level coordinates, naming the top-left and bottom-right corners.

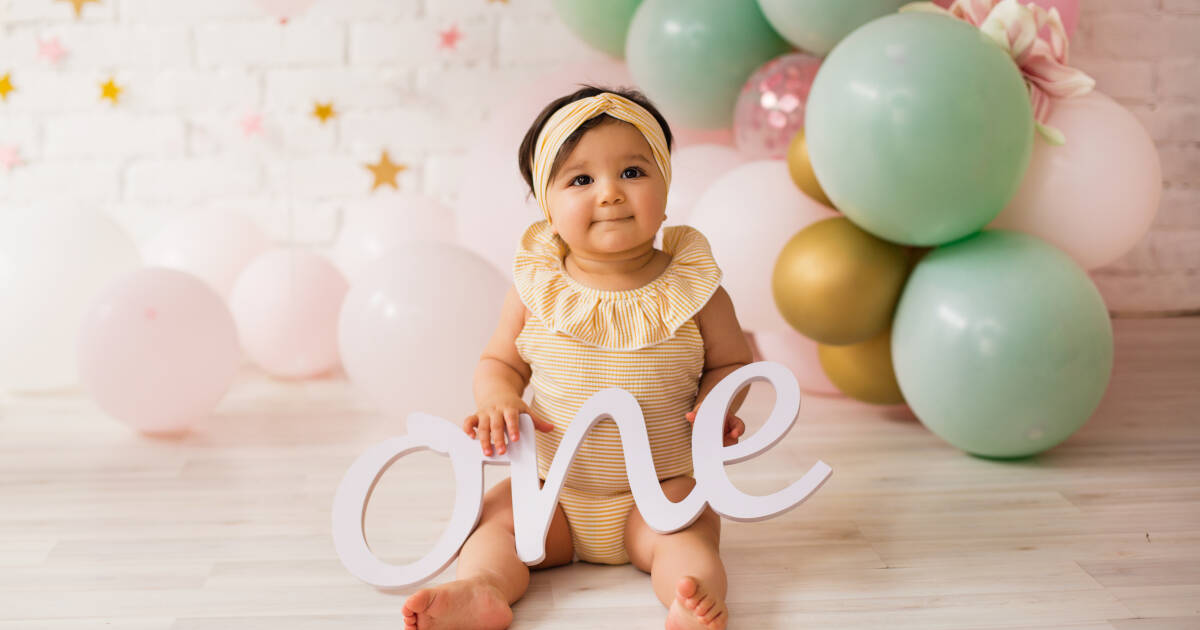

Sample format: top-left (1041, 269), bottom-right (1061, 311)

top-left (142, 210), bottom-right (270, 299)
top-left (78, 268), bottom-right (240, 435)
top-left (753, 329), bottom-right (842, 397)
top-left (332, 193), bottom-right (458, 284)
top-left (933, 0), bottom-right (1078, 38)
top-left (734, 53), bottom-right (822, 160)
top-left (990, 91), bottom-right (1162, 270)
top-left (338, 243), bottom-right (507, 421)
top-left (686, 160), bottom-right (838, 333)
top-left (229, 249), bottom-right (349, 379)
top-left (665, 144), bottom-right (749, 228)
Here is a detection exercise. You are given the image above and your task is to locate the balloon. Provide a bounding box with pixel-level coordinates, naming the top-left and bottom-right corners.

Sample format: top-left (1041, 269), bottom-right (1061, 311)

top-left (753, 329), bottom-right (842, 396)
top-left (78, 268), bottom-right (240, 435)
top-left (818, 329), bottom-right (905, 405)
top-left (142, 210), bottom-right (270, 298)
top-left (626, 0), bottom-right (790, 129)
top-left (892, 230), bottom-right (1113, 459)
top-left (338, 242), bottom-right (507, 421)
top-left (455, 61), bottom-right (632, 278)
top-left (552, 0), bottom-right (643, 59)
top-left (786, 129), bottom-right (832, 207)
top-left (733, 53), bottom-right (823, 160)
top-left (757, 0), bottom-right (910, 56)
top-left (332, 192), bottom-right (458, 284)
top-left (665, 144), bottom-right (748, 229)
top-left (933, 0), bottom-right (1078, 39)
top-left (990, 91), bottom-right (1162, 270)
top-left (0, 207), bottom-right (141, 392)
top-left (229, 249), bottom-right (349, 379)
top-left (772, 217), bottom-right (910, 346)
top-left (687, 161), bottom-right (838, 333)
top-left (805, 12), bottom-right (1034, 246)
top-left (254, 0), bottom-right (316, 20)
top-left (673, 126), bottom-right (735, 149)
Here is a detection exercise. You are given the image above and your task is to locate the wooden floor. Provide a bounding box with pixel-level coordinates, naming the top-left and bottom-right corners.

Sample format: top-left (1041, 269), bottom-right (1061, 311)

top-left (1, 317), bottom-right (1197, 629)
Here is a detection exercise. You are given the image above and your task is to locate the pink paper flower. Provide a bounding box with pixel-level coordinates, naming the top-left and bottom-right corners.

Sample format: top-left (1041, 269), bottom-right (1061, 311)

top-left (903, 0), bottom-right (1094, 144)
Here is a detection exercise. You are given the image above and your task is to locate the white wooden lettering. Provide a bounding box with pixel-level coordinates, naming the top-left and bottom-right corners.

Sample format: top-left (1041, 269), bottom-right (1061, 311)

top-left (331, 361), bottom-right (832, 589)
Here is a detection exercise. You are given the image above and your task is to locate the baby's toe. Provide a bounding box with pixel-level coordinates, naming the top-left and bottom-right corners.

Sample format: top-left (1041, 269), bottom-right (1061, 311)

top-left (675, 576), bottom-right (699, 602)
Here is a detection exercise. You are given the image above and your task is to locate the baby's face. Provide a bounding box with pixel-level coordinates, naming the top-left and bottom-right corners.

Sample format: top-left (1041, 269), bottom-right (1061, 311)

top-left (545, 120), bottom-right (667, 257)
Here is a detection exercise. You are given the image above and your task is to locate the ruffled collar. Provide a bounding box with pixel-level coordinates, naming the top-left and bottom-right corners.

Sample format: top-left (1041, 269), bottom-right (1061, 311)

top-left (512, 220), bottom-right (722, 350)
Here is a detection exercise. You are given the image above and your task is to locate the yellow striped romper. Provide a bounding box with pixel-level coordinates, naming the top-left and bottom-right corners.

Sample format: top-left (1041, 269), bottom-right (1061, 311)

top-left (512, 219), bottom-right (722, 565)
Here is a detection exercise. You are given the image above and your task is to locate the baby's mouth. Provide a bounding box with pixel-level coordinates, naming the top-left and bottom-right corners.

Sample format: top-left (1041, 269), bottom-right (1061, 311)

top-left (594, 216), bottom-right (634, 224)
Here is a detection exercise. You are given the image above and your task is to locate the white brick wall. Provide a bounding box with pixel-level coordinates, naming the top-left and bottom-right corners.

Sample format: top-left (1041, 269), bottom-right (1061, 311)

top-left (0, 0), bottom-right (1197, 314)
top-left (1074, 0), bottom-right (1200, 314)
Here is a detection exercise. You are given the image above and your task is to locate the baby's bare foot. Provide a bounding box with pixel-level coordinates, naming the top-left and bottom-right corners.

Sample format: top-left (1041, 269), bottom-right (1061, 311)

top-left (665, 576), bottom-right (727, 630)
top-left (402, 576), bottom-right (513, 630)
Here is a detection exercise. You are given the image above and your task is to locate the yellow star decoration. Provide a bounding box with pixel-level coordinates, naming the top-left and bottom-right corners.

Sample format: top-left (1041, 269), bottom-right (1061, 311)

top-left (312, 102), bottom-right (336, 124)
top-left (59, 0), bottom-right (101, 18)
top-left (0, 73), bottom-right (14, 101)
top-left (365, 151), bottom-right (407, 191)
top-left (100, 77), bottom-right (122, 105)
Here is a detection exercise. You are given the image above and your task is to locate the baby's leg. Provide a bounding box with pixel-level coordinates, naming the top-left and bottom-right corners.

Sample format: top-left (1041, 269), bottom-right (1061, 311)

top-left (625, 476), bottom-right (728, 630)
top-left (403, 477), bottom-right (574, 630)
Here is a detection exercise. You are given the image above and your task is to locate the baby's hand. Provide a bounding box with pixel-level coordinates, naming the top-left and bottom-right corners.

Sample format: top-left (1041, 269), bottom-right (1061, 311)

top-left (462, 397), bottom-right (555, 456)
top-left (685, 409), bottom-right (745, 447)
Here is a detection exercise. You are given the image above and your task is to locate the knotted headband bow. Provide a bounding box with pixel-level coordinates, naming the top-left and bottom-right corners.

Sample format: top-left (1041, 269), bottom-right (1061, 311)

top-left (531, 92), bottom-right (672, 223)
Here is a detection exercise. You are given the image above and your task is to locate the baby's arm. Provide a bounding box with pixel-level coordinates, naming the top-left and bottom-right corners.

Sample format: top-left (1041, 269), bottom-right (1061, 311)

top-left (462, 285), bottom-right (554, 456)
top-left (687, 286), bottom-right (755, 444)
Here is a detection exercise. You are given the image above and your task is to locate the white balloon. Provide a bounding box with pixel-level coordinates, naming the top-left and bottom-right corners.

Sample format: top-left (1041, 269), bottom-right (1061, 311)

top-left (0, 208), bottom-right (141, 392)
top-left (666, 144), bottom-right (749, 228)
top-left (338, 242), bottom-right (507, 421)
top-left (990, 91), bottom-right (1163, 270)
top-left (142, 210), bottom-right (270, 299)
top-left (687, 160), bottom-right (836, 333)
top-left (331, 192), bottom-right (458, 284)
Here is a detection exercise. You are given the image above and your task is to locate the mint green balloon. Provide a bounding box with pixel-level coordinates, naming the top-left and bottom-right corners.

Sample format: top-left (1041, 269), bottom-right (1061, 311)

top-left (805, 12), bottom-right (1034, 246)
top-left (626, 0), bottom-right (791, 129)
top-left (757, 0), bottom-right (910, 56)
top-left (892, 231), bottom-right (1113, 459)
top-left (553, 0), bottom-right (642, 59)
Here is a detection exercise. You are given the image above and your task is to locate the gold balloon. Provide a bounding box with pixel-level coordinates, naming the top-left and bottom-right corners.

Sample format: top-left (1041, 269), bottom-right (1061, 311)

top-left (818, 329), bottom-right (905, 405)
top-left (787, 129), bottom-right (833, 208)
top-left (772, 217), bottom-right (909, 346)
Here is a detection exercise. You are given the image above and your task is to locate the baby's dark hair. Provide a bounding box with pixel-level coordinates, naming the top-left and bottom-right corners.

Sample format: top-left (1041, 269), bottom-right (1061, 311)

top-left (516, 84), bottom-right (674, 197)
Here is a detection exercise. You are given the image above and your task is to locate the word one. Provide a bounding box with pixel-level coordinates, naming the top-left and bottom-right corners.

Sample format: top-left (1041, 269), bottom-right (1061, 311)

top-left (331, 361), bottom-right (832, 589)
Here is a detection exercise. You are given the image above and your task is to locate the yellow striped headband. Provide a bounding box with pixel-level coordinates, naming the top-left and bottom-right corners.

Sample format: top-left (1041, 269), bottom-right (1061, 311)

top-left (531, 92), bottom-right (672, 224)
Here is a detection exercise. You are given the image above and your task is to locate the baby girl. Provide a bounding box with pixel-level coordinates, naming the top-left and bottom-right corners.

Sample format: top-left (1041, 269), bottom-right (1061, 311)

top-left (403, 86), bottom-right (754, 630)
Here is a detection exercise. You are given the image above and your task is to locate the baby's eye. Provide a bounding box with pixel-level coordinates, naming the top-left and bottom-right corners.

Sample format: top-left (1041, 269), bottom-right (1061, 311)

top-left (622, 167), bottom-right (644, 179)
top-left (570, 174), bottom-right (593, 186)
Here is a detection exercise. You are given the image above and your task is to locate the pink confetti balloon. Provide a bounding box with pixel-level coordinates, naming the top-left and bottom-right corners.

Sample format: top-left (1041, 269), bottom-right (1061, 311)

top-left (733, 53), bottom-right (822, 160)
top-left (78, 268), bottom-right (240, 435)
top-left (229, 249), bottom-right (349, 380)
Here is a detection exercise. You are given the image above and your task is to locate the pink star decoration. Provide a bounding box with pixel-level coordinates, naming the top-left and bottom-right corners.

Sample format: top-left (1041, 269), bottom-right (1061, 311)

top-left (438, 24), bottom-right (462, 50)
top-left (0, 145), bottom-right (23, 172)
top-left (37, 37), bottom-right (68, 65)
top-left (240, 112), bottom-right (264, 137)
